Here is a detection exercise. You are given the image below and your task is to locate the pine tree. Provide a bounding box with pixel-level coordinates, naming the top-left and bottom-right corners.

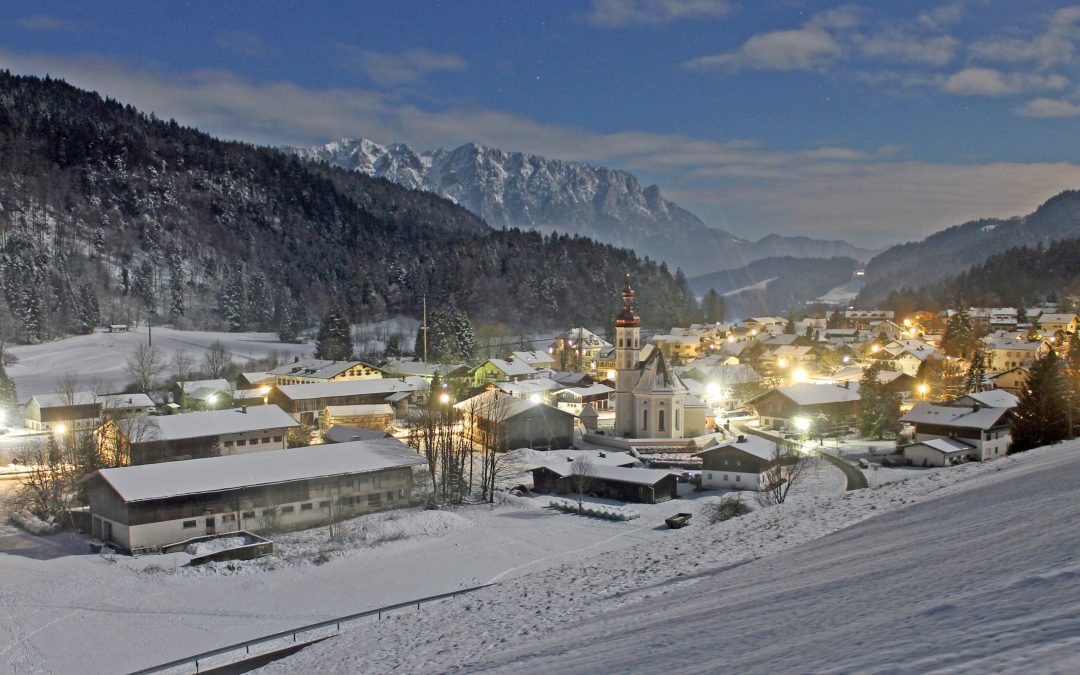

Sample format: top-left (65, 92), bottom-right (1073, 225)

top-left (276, 293), bottom-right (303, 343)
top-left (450, 306), bottom-right (476, 362)
top-left (315, 305), bottom-right (353, 360)
top-left (1010, 350), bottom-right (1072, 453)
top-left (1066, 332), bottom-right (1080, 372)
top-left (702, 289), bottom-right (725, 323)
top-left (857, 361), bottom-right (901, 439)
top-left (964, 347), bottom-right (988, 394)
top-left (941, 307), bottom-right (974, 357)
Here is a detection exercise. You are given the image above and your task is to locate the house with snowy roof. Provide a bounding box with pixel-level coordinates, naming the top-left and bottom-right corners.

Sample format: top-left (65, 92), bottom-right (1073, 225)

top-left (554, 383), bottom-right (614, 414)
top-left (528, 462), bottom-right (678, 503)
top-left (612, 282), bottom-right (708, 440)
top-left (270, 357), bottom-right (383, 386)
top-left (548, 327), bottom-right (613, 371)
top-left (455, 390), bottom-right (575, 450)
top-left (510, 350), bottom-right (557, 370)
top-left (85, 437), bottom-right (425, 553)
top-left (273, 378), bottom-right (426, 426)
top-left (983, 333), bottom-right (1049, 371)
top-left (23, 391), bottom-right (105, 432)
top-left (97, 404), bottom-right (300, 465)
top-left (1037, 313), bottom-right (1078, 335)
top-left (901, 401), bottom-right (1012, 465)
top-left (746, 382), bottom-right (861, 430)
top-left (471, 358), bottom-right (539, 386)
top-left (695, 434), bottom-right (776, 490)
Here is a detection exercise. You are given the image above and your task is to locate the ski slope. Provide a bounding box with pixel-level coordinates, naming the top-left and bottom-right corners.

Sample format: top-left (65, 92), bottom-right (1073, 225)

top-left (265, 442), bottom-right (1080, 674)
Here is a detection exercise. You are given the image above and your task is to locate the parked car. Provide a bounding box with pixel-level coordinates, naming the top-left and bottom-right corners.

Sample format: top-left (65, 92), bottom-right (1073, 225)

top-left (665, 513), bottom-right (693, 529)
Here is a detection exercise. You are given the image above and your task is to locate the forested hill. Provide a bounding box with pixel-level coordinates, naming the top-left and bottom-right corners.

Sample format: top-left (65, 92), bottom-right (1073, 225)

top-left (689, 256), bottom-right (859, 317)
top-left (857, 190), bottom-right (1080, 305)
top-left (0, 71), bottom-right (699, 343)
top-left (882, 237), bottom-right (1080, 314)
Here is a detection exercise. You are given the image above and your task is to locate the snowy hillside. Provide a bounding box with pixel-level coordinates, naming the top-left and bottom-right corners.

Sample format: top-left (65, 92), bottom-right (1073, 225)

top-left (296, 138), bottom-right (873, 276)
top-left (265, 442), bottom-right (1080, 674)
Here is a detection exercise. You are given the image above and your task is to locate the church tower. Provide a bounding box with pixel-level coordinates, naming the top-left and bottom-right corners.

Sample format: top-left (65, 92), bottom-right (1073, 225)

top-left (615, 277), bottom-right (641, 437)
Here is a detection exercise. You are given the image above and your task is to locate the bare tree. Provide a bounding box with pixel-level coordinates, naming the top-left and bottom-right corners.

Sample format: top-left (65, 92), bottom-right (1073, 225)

top-left (756, 442), bottom-right (810, 507)
top-left (125, 344), bottom-right (165, 393)
top-left (407, 382), bottom-right (469, 505)
top-left (568, 456), bottom-right (596, 508)
top-left (201, 340), bottom-right (234, 380)
top-left (171, 349), bottom-right (195, 409)
top-left (462, 391), bottom-right (517, 502)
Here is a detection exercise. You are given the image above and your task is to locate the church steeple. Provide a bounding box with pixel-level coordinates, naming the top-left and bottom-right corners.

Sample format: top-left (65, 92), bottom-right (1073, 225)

top-left (614, 275), bottom-right (641, 437)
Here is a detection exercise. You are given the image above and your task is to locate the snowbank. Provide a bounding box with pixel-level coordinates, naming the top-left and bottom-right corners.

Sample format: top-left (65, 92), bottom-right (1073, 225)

top-left (185, 536), bottom-right (248, 557)
top-left (10, 510), bottom-right (57, 535)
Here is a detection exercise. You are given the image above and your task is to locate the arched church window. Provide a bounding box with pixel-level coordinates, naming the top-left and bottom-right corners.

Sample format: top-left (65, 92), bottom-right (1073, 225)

top-left (658, 409), bottom-right (666, 432)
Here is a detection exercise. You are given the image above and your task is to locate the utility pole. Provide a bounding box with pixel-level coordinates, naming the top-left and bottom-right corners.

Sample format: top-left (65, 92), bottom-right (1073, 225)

top-left (148, 311), bottom-right (152, 348)
top-left (422, 295), bottom-right (429, 367)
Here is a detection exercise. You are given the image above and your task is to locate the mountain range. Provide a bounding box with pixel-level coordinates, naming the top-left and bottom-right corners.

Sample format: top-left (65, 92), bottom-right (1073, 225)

top-left (295, 138), bottom-right (876, 276)
top-left (857, 190), bottom-right (1080, 306)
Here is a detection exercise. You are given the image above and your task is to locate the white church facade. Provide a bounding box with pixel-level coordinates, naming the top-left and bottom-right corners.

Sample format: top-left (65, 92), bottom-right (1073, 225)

top-left (614, 281), bottom-right (708, 440)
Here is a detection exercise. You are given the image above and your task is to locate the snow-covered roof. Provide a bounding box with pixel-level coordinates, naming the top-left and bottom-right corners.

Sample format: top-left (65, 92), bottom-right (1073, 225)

top-left (765, 383), bottom-right (861, 406)
top-left (634, 350), bottom-right (688, 394)
top-left (511, 448), bottom-right (637, 470)
top-left (901, 402), bottom-right (1010, 430)
top-left (95, 437), bottom-right (425, 503)
top-left (908, 437), bottom-right (974, 455)
top-left (180, 379), bottom-right (231, 395)
top-left (324, 404), bottom-right (395, 417)
top-left (480, 358), bottom-right (538, 378)
top-left (383, 359), bottom-right (465, 378)
top-left (277, 378), bottom-right (423, 401)
top-left (532, 463), bottom-right (676, 486)
top-left (270, 358), bottom-right (370, 380)
top-left (953, 389), bottom-right (1019, 409)
top-left (241, 372), bottom-right (276, 386)
top-left (771, 345), bottom-right (812, 357)
top-left (30, 391), bottom-right (100, 408)
top-left (1038, 313), bottom-right (1077, 324)
top-left (557, 383), bottom-right (614, 398)
top-left (456, 390), bottom-right (574, 420)
top-left (511, 350), bottom-right (557, 366)
top-left (698, 434), bottom-right (776, 462)
top-left (144, 405), bottom-right (299, 442)
top-left (100, 393), bottom-right (155, 409)
top-left (494, 377), bottom-right (562, 397)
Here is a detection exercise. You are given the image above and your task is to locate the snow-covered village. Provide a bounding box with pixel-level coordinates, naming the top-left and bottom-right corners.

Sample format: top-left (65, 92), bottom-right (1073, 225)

top-left (4, 3), bottom-right (1080, 674)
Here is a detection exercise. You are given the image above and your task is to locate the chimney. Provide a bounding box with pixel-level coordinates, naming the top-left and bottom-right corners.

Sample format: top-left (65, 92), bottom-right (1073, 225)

top-left (737, 434), bottom-right (746, 443)
top-left (241, 405), bottom-right (247, 414)
top-left (843, 381), bottom-right (850, 389)
top-left (294, 356), bottom-right (300, 363)
top-left (973, 402), bottom-right (982, 412)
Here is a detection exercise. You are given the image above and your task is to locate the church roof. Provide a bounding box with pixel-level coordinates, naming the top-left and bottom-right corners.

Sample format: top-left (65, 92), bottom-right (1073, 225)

top-left (633, 349), bottom-right (688, 394)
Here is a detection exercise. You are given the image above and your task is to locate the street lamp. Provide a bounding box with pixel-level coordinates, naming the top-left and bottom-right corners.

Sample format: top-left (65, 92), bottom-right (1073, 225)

top-left (55, 423), bottom-right (67, 435)
top-left (917, 383), bottom-right (929, 399)
top-left (792, 368), bottom-right (809, 383)
top-left (260, 386), bottom-right (271, 405)
top-left (793, 416), bottom-right (810, 432)
top-left (439, 392), bottom-right (451, 405)
top-left (529, 393), bottom-right (541, 404)
top-left (208, 394), bottom-right (218, 410)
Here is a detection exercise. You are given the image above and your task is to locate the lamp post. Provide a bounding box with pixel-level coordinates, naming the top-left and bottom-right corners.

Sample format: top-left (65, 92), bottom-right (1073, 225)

top-left (260, 386), bottom-right (270, 405)
top-left (208, 394), bottom-right (218, 411)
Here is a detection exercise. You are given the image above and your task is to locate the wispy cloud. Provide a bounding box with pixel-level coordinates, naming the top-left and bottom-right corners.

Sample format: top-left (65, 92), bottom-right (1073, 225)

top-left (682, 26), bottom-right (842, 73)
top-left (16, 15), bottom-right (77, 32)
top-left (969, 6), bottom-right (1080, 70)
top-left (941, 67), bottom-right (1067, 97)
top-left (215, 31), bottom-right (274, 58)
top-left (856, 29), bottom-right (959, 66)
top-left (1014, 97), bottom-right (1080, 118)
top-left (339, 48), bottom-right (467, 86)
top-left (587, 0), bottom-right (733, 28)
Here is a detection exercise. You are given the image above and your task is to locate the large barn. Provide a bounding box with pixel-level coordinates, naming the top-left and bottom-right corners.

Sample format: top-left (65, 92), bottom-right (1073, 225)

top-left (86, 438), bottom-right (425, 553)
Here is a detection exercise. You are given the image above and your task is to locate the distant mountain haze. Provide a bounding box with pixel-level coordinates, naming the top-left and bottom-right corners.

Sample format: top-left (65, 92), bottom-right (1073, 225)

top-left (296, 138), bottom-right (876, 276)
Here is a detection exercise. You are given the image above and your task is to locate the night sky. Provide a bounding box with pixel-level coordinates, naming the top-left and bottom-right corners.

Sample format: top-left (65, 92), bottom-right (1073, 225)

top-left (3, 1), bottom-right (1080, 247)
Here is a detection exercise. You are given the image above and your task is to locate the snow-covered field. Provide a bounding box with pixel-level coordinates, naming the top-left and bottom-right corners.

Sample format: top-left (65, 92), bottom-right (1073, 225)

top-left (0, 459), bottom-right (840, 674)
top-left (2, 444), bottom-right (1078, 674)
top-left (6, 326), bottom-right (312, 397)
top-left (263, 442), bottom-right (1080, 674)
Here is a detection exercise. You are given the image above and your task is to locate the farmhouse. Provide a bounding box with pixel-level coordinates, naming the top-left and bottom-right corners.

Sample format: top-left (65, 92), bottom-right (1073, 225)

top-left (85, 438), bottom-right (426, 553)
top-left (747, 383), bottom-right (861, 430)
top-left (695, 434), bottom-right (775, 490)
top-left (97, 405), bottom-right (299, 465)
top-left (901, 402), bottom-right (1012, 465)
top-left (23, 392), bottom-right (103, 432)
top-left (456, 390), bottom-right (576, 450)
top-left (271, 358), bottom-right (383, 386)
top-left (274, 378), bottom-right (425, 425)
top-left (528, 463), bottom-right (678, 503)
top-left (471, 358), bottom-right (539, 386)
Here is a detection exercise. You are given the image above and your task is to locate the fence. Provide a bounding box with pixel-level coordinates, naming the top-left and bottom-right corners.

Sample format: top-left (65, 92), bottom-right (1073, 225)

top-left (129, 584), bottom-right (494, 674)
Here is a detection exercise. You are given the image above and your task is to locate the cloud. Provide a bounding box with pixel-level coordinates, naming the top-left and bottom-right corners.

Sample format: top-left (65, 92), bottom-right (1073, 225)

top-left (682, 27), bottom-right (842, 73)
top-left (941, 67), bottom-right (1067, 96)
top-left (856, 30), bottom-right (959, 66)
top-left (586, 0), bottom-right (732, 27)
top-left (4, 48), bottom-right (1080, 248)
top-left (338, 48), bottom-right (467, 86)
top-left (16, 15), bottom-right (77, 32)
top-left (917, 2), bottom-right (963, 31)
top-left (215, 31), bottom-right (274, 58)
top-left (969, 6), bottom-right (1080, 70)
top-left (1014, 97), bottom-right (1080, 118)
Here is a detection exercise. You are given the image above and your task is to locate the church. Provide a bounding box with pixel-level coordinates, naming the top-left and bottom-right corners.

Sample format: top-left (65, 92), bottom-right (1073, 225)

top-left (614, 281), bottom-right (708, 440)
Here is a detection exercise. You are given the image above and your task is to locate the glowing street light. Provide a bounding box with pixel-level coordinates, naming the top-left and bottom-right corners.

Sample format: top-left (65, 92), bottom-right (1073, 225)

top-left (792, 368), bottom-right (809, 383)
top-left (918, 383), bottom-right (929, 398)
top-left (793, 416), bottom-right (810, 432)
top-left (439, 392), bottom-right (451, 405)
top-left (871, 344), bottom-right (881, 353)
top-left (706, 382), bottom-right (722, 401)
top-left (208, 394), bottom-right (218, 410)
top-left (260, 386), bottom-right (271, 405)
top-left (727, 335), bottom-right (735, 343)
top-left (54, 423), bottom-right (67, 435)
top-left (778, 357), bottom-right (788, 368)
top-left (606, 369), bottom-right (617, 381)
top-left (529, 393), bottom-right (541, 404)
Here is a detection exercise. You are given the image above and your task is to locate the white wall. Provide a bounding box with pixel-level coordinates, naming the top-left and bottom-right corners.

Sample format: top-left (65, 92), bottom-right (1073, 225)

top-left (701, 470), bottom-right (763, 491)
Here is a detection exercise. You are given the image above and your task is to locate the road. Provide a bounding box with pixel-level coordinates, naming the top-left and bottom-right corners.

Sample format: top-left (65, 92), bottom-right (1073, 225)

top-left (816, 449), bottom-right (869, 490)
